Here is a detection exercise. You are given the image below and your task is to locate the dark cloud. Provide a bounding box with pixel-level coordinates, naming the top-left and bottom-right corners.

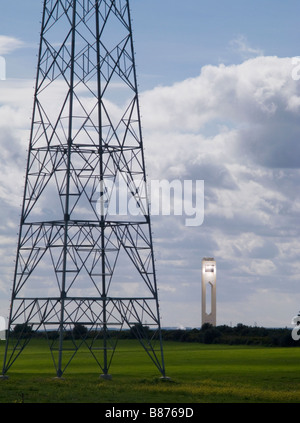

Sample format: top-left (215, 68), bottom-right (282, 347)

top-left (239, 123), bottom-right (300, 168)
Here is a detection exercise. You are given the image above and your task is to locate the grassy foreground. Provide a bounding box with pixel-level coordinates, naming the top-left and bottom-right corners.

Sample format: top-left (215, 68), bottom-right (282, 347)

top-left (0, 339), bottom-right (300, 403)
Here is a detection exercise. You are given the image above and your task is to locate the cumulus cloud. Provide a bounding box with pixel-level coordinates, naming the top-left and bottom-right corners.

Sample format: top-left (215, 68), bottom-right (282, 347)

top-left (0, 35), bottom-right (24, 55)
top-left (0, 80), bottom-right (33, 208)
top-left (229, 35), bottom-right (264, 59)
top-left (0, 55), bottom-right (300, 327)
top-left (139, 56), bottom-right (300, 326)
top-left (140, 57), bottom-right (300, 203)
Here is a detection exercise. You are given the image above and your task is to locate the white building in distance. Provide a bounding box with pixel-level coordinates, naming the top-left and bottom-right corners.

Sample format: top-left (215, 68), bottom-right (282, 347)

top-left (201, 258), bottom-right (216, 327)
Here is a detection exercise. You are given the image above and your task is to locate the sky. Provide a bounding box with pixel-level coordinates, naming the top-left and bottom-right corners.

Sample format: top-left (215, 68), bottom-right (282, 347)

top-left (0, 0), bottom-right (300, 329)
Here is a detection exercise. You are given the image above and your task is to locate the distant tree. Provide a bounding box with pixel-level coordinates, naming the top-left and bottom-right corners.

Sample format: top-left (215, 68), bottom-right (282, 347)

top-left (130, 323), bottom-right (150, 339)
top-left (235, 323), bottom-right (247, 333)
top-left (13, 323), bottom-right (33, 339)
top-left (201, 323), bottom-right (213, 331)
top-left (203, 327), bottom-right (221, 344)
top-left (72, 324), bottom-right (88, 339)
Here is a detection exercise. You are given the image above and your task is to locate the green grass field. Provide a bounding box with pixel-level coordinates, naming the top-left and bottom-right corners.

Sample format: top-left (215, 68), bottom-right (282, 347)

top-left (0, 339), bottom-right (300, 403)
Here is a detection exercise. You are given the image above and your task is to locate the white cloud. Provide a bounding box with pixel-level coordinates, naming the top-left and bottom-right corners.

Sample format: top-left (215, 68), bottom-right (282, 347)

top-left (141, 56), bottom-right (296, 133)
top-left (141, 56), bottom-right (300, 183)
top-left (229, 35), bottom-right (264, 59)
top-left (0, 35), bottom-right (24, 55)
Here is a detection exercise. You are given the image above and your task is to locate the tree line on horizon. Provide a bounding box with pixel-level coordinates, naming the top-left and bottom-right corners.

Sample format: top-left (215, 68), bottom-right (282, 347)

top-left (6, 322), bottom-right (300, 347)
top-left (160, 323), bottom-right (300, 347)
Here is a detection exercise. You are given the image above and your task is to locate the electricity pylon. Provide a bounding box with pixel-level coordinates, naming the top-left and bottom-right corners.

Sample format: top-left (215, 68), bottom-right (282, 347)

top-left (2, 0), bottom-right (166, 379)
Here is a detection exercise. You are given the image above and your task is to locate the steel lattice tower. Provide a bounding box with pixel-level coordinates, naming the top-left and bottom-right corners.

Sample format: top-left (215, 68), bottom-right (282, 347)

top-left (2, 0), bottom-right (166, 379)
